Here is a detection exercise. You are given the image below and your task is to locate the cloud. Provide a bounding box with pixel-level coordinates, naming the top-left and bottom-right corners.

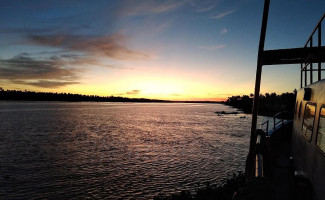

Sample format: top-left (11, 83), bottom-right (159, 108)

top-left (190, 0), bottom-right (221, 12)
top-left (12, 80), bottom-right (80, 88)
top-left (126, 90), bottom-right (141, 95)
top-left (198, 44), bottom-right (226, 51)
top-left (0, 53), bottom-right (83, 88)
top-left (28, 33), bottom-right (150, 60)
top-left (2, 22), bottom-right (96, 38)
top-left (221, 28), bottom-right (228, 34)
top-left (92, 63), bottom-right (134, 70)
top-left (211, 10), bottom-right (234, 19)
top-left (118, 0), bottom-right (184, 16)
top-left (115, 89), bottom-right (141, 96)
top-left (19, 51), bottom-right (133, 70)
top-left (2, 27), bottom-right (56, 35)
top-left (194, 4), bottom-right (215, 13)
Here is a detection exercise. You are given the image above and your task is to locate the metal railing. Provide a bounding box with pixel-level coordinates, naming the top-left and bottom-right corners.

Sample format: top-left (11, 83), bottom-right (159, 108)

top-left (260, 111), bottom-right (292, 134)
top-left (255, 133), bottom-right (264, 177)
top-left (260, 117), bottom-right (284, 134)
top-left (260, 120), bottom-right (269, 134)
top-left (301, 14), bottom-right (325, 88)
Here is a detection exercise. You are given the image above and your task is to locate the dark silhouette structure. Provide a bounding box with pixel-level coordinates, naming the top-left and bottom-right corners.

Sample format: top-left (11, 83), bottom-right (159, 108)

top-left (240, 0), bottom-right (325, 200)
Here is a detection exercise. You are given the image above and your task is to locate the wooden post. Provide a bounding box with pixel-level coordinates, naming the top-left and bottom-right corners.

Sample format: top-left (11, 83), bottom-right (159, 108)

top-left (250, 0), bottom-right (270, 151)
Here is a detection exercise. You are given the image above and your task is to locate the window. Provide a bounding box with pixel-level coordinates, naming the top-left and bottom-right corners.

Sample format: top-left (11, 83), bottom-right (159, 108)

top-left (301, 103), bottom-right (316, 141)
top-left (317, 108), bottom-right (325, 153)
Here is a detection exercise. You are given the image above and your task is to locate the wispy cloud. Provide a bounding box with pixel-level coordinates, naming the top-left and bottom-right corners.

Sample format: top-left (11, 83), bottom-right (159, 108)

top-left (0, 51), bottom-right (135, 88)
top-left (13, 80), bottom-right (80, 88)
top-left (0, 53), bottom-right (83, 88)
top-left (126, 90), bottom-right (141, 95)
top-left (190, 0), bottom-right (221, 12)
top-left (93, 63), bottom-right (134, 70)
top-left (195, 4), bottom-right (215, 13)
top-left (198, 44), bottom-right (226, 51)
top-left (221, 28), bottom-right (228, 34)
top-left (28, 33), bottom-right (150, 60)
top-left (211, 10), bottom-right (234, 19)
top-left (115, 90), bottom-right (141, 96)
top-left (118, 0), bottom-right (184, 16)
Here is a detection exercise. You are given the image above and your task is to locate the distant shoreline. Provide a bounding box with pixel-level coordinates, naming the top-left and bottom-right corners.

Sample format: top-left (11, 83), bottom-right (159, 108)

top-left (0, 89), bottom-right (223, 104)
top-left (0, 100), bottom-right (224, 104)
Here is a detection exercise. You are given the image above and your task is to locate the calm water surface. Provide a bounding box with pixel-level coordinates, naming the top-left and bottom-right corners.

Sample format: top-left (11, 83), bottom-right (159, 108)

top-left (0, 102), bottom-right (269, 199)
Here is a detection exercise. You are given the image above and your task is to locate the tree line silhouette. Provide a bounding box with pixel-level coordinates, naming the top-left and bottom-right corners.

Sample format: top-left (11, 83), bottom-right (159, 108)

top-left (225, 92), bottom-right (296, 116)
top-left (0, 88), bottom-right (296, 112)
top-left (0, 88), bottom-right (168, 103)
top-left (0, 88), bottom-right (220, 103)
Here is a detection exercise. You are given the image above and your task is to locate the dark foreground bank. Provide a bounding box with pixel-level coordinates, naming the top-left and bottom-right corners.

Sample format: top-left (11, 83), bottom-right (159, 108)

top-left (154, 172), bottom-right (246, 200)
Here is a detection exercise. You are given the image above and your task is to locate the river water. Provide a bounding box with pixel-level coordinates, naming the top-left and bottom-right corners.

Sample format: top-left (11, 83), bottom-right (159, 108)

top-left (0, 102), bottom-right (269, 199)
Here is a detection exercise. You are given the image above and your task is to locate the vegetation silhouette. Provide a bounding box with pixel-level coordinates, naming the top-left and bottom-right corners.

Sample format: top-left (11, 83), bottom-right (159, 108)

top-left (0, 88), bottom-right (221, 103)
top-left (0, 88), bottom-right (169, 102)
top-left (225, 92), bottom-right (296, 117)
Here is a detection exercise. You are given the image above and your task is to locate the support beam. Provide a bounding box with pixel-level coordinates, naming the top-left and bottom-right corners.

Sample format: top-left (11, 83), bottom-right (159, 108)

top-left (261, 46), bottom-right (325, 65)
top-left (250, 0), bottom-right (270, 153)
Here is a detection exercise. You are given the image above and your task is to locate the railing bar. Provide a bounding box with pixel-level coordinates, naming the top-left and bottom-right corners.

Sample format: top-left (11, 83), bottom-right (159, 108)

top-left (319, 24), bottom-right (322, 81)
top-left (255, 154), bottom-right (263, 177)
top-left (255, 133), bottom-right (263, 177)
top-left (300, 68), bottom-right (323, 72)
top-left (302, 63), bottom-right (310, 69)
top-left (301, 63), bottom-right (303, 88)
top-left (305, 62), bottom-right (307, 86)
top-left (260, 121), bottom-right (268, 125)
top-left (304, 13), bottom-right (325, 47)
top-left (301, 63), bottom-right (321, 71)
top-left (310, 63), bottom-right (313, 84)
top-left (302, 14), bottom-right (325, 86)
top-left (310, 38), bottom-right (313, 84)
top-left (302, 68), bottom-right (325, 72)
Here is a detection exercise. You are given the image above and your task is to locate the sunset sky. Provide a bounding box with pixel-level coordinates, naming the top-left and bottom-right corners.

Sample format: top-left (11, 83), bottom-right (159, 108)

top-left (1, 0), bottom-right (324, 101)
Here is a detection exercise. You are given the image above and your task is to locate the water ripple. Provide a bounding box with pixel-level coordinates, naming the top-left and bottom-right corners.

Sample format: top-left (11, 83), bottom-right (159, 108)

top-left (0, 102), bottom-right (269, 199)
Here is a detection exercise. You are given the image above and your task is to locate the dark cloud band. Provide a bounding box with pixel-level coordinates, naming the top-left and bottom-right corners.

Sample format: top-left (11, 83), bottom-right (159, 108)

top-left (0, 53), bottom-right (82, 88)
top-left (28, 33), bottom-right (150, 60)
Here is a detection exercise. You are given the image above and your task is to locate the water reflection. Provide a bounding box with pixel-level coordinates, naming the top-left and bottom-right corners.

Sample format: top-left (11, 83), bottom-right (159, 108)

top-left (0, 102), bottom-right (268, 199)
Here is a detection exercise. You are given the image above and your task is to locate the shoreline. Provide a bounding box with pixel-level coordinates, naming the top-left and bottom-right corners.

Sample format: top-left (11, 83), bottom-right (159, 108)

top-left (0, 99), bottom-right (224, 104)
top-left (0, 89), bottom-right (224, 104)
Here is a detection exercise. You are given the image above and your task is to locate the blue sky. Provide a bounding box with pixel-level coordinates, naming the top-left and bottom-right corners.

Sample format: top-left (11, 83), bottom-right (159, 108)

top-left (0, 0), bottom-right (324, 100)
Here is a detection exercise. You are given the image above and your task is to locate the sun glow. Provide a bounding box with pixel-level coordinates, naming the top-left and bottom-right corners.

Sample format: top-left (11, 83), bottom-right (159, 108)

top-left (139, 80), bottom-right (183, 96)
